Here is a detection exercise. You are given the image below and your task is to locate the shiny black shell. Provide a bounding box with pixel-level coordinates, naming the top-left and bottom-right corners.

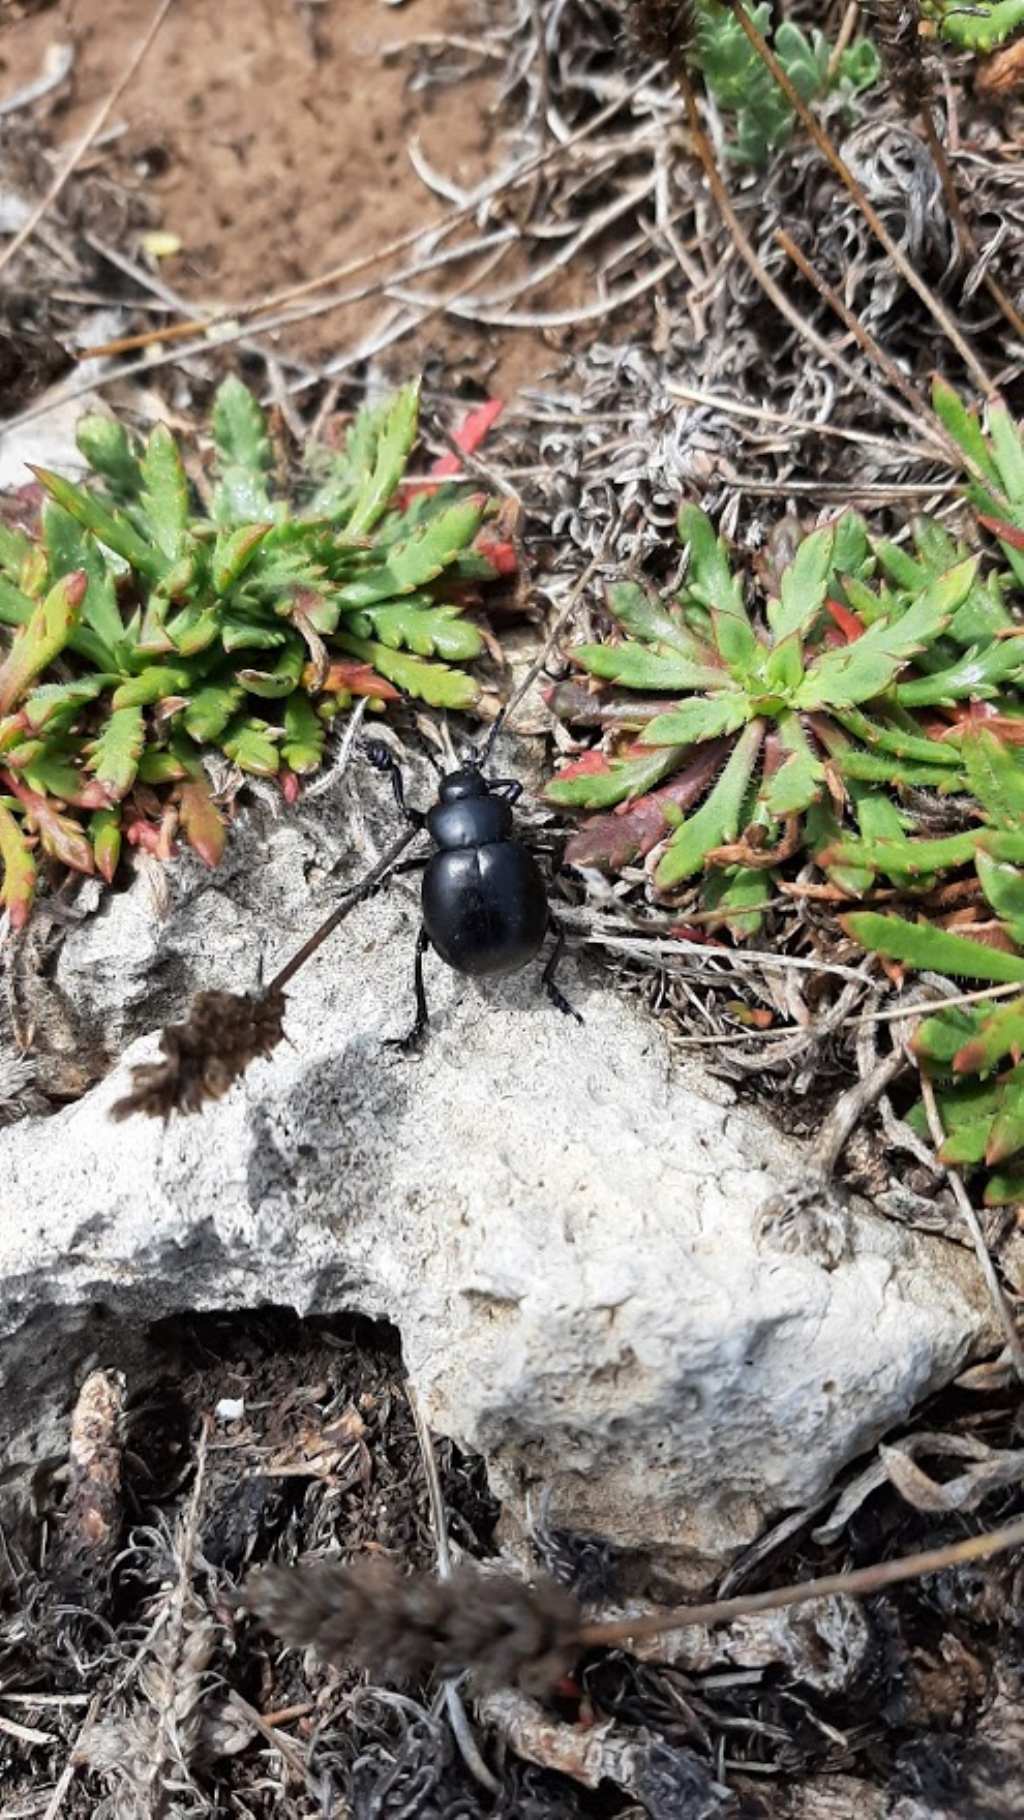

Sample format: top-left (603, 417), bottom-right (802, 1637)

top-left (422, 842), bottom-right (548, 977)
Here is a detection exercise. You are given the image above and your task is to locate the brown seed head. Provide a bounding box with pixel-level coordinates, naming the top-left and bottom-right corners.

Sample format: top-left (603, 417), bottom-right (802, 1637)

top-left (110, 986), bottom-right (286, 1121)
top-left (243, 1555), bottom-right (583, 1695)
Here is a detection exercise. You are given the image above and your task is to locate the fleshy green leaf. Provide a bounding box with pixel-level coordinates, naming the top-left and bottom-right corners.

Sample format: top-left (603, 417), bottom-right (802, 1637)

top-left (30, 466), bottom-right (167, 583)
top-left (0, 574), bottom-right (33, 630)
top-left (641, 694), bottom-right (750, 746)
top-left (931, 378), bottom-right (1002, 487)
top-left (655, 720), bottom-right (765, 886)
top-left (677, 504), bottom-right (748, 620)
top-left (545, 744), bottom-right (686, 812)
top-left (349, 601), bottom-right (484, 662)
top-left (235, 641), bottom-right (305, 699)
top-left (962, 728), bottom-right (1024, 828)
top-left (183, 679), bottom-right (245, 742)
top-left (211, 377), bottom-right (274, 526)
top-left (335, 495), bottom-right (487, 606)
top-left (701, 863), bottom-right (771, 937)
top-left (177, 763), bottom-right (227, 867)
top-left (843, 912), bottom-right (1024, 982)
top-left (573, 643), bottom-right (734, 692)
top-left (6, 779), bottom-right (93, 873)
top-left (768, 525), bottom-right (834, 641)
top-left (112, 665), bottom-right (193, 709)
top-left (23, 676), bottom-right (110, 733)
top-left (605, 582), bottom-right (713, 659)
top-left (90, 806), bottom-right (122, 883)
top-left (0, 799), bottom-right (36, 927)
top-left (763, 714), bottom-right (824, 814)
top-left (86, 705), bottom-right (144, 801)
top-left (76, 415), bottom-right (143, 498)
top-left (951, 996), bottom-right (1024, 1075)
top-left (895, 636), bottom-right (1024, 706)
top-left (220, 615), bottom-right (290, 654)
top-left (986, 1077), bottom-right (1024, 1164)
top-left (212, 522), bottom-right (272, 594)
top-left (140, 423), bottom-right (189, 560)
top-left (822, 830), bottom-right (982, 877)
top-left (0, 571), bottom-right (86, 715)
top-left (334, 632), bottom-right (478, 711)
top-left (984, 1169), bottom-right (1024, 1206)
top-left (834, 705), bottom-right (962, 769)
top-left (796, 564), bottom-right (972, 708)
top-left (281, 691), bottom-right (325, 774)
top-left (43, 501), bottom-right (125, 663)
top-left (344, 381), bottom-right (420, 538)
top-left (0, 523), bottom-right (33, 581)
top-left (220, 717), bottom-right (281, 775)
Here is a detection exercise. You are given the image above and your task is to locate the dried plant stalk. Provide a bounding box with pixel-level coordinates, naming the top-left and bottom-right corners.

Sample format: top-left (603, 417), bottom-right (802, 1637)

top-left (246, 1513), bottom-right (1024, 1693)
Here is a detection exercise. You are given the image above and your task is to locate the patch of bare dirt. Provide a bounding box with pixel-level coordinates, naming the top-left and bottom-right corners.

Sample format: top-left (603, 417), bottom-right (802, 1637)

top-left (0, 0), bottom-right (581, 396)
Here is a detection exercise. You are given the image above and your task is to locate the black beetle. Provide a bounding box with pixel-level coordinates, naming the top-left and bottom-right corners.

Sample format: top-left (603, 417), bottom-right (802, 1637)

top-left (363, 740), bottom-right (581, 1049)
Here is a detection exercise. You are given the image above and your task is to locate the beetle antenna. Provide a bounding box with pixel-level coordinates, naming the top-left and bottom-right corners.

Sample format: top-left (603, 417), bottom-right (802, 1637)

top-left (475, 520), bottom-right (619, 775)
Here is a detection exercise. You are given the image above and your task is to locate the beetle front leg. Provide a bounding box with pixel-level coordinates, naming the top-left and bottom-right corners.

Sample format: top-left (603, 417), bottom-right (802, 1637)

top-left (489, 778), bottom-right (524, 805)
top-left (362, 740), bottom-right (426, 829)
top-left (387, 925), bottom-right (432, 1053)
top-left (540, 917), bottom-right (583, 1025)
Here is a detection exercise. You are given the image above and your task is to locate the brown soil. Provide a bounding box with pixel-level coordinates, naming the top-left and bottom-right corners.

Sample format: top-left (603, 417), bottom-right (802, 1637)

top-left (0, 0), bottom-right (573, 397)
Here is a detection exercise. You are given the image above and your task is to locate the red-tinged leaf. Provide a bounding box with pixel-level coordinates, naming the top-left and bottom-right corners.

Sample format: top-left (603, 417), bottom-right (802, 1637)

top-left (90, 807), bottom-right (122, 884)
top-left (978, 514), bottom-right (1024, 552)
top-left (670, 925), bottom-right (729, 947)
top-left (124, 812), bottom-right (177, 861)
top-left (318, 659), bottom-right (401, 701)
top-left (0, 713), bottom-right (29, 753)
top-left (178, 772), bottom-right (227, 868)
top-left (451, 397), bottom-right (504, 458)
top-left (0, 799), bottom-right (36, 927)
top-left (474, 535), bottom-right (517, 576)
top-left (825, 597), bottom-right (866, 641)
top-left (2, 771), bottom-right (93, 874)
top-left (280, 769), bottom-right (300, 805)
top-left (725, 1003), bottom-right (776, 1028)
top-left (563, 742), bottom-right (727, 872)
top-left (553, 751), bottom-right (612, 784)
top-left (398, 399), bottom-right (505, 503)
top-left (0, 569), bottom-right (86, 714)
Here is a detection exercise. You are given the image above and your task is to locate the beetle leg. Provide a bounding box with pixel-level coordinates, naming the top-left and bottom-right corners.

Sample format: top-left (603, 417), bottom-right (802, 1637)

top-left (386, 925), bottom-right (432, 1052)
top-left (362, 740), bottom-right (426, 829)
top-left (541, 917), bottom-right (583, 1024)
top-left (489, 778), bottom-right (524, 805)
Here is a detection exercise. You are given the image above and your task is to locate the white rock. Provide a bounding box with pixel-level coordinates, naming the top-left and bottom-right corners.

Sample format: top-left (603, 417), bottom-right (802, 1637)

top-left (0, 790), bottom-right (998, 1570)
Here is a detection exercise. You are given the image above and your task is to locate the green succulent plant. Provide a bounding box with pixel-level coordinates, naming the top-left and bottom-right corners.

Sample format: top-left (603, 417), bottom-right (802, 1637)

top-left (0, 377), bottom-right (499, 927)
top-left (546, 384), bottom-right (1024, 938)
top-left (906, 993), bottom-right (1024, 1207)
top-left (694, 0), bottom-right (880, 167)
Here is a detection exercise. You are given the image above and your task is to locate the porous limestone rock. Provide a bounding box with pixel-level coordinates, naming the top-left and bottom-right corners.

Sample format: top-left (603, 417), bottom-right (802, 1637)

top-left (0, 783), bottom-right (999, 1570)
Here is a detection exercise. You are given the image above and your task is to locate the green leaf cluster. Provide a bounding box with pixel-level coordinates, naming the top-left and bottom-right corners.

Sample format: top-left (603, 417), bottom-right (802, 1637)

top-left (0, 377), bottom-right (494, 925)
top-left (547, 386), bottom-right (1024, 938)
top-left (903, 994), bottom-right (1024, 1208)
top-left (694, 0), bottom-right (880, 167)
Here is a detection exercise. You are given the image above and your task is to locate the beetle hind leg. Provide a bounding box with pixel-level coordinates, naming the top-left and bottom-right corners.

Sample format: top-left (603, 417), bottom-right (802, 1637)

top-left (386, 925), bottom-right (432, 1054)
top-left (540, 918), bottom-right (583, 1025)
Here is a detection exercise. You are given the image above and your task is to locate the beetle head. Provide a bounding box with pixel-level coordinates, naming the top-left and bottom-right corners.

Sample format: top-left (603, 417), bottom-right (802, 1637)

top-left (438, 768), bottom-right (490, 803)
